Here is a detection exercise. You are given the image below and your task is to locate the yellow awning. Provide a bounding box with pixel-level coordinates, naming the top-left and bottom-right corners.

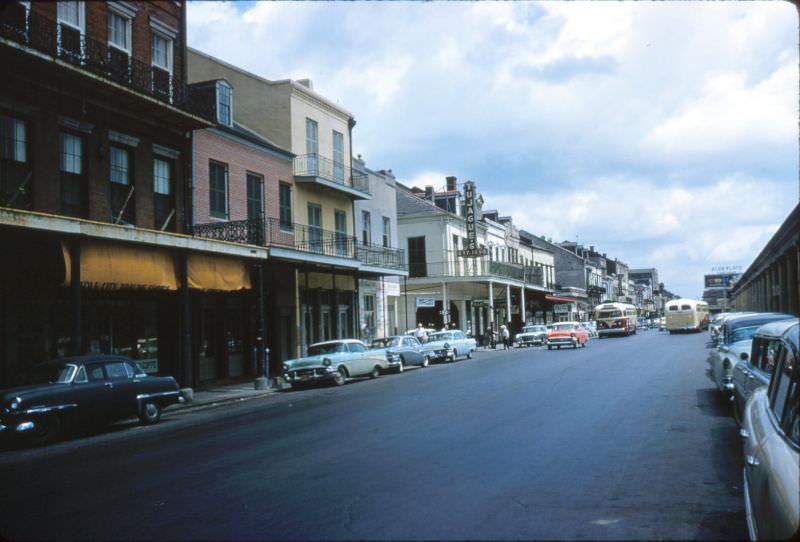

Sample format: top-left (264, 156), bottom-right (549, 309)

top-left (62, 241), bottom-right (178, 290)
top-left (188, 254), bottom-right (252, 291)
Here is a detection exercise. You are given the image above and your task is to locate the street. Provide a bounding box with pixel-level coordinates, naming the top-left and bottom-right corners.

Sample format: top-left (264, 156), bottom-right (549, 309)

top-left (0, 331), bottom-right (746, 541)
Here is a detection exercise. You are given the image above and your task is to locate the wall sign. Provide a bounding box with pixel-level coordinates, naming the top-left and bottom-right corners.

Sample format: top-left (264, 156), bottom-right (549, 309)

top-left (416, 297), bottom-right (436, 308)
top-left (458, 180), bottom-right (488, 258)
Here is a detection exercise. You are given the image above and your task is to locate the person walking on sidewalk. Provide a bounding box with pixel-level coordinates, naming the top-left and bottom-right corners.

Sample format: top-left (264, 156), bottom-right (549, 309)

top-left (501, 324), bottom-right (511, 350)
top-left (414, 323), bottom-right (428, 343)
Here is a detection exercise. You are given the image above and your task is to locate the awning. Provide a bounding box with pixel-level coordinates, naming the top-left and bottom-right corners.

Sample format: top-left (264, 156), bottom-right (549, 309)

top-left (545, 295), bottom-right (577, 303)
top-left (188, 254), bottom-right (252, 291)
top-left (63, 241), bottom-right (178, 290)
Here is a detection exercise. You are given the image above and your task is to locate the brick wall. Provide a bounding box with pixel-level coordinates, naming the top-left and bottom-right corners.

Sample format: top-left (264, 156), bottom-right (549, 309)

top-left (194, 130), bottom-right (293, 225)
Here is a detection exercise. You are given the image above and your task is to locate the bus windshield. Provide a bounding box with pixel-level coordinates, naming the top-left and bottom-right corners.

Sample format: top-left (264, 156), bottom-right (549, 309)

top-left (598, 310), bottom-right (622, 319)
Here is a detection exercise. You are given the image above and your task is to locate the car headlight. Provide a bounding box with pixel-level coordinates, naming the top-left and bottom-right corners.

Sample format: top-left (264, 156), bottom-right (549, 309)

top-left (10, 397), bottom-right (21, 410)
top-left (386, 351), bottom-right (396, 361)
top-left (322, 358), bottom-right (332, 367)
top-left (282, 364), bottom-right (289, 373)
top-left (443, 342), bottom-right (450, 349)
top-left (570, 333), bottom-right (576, 338)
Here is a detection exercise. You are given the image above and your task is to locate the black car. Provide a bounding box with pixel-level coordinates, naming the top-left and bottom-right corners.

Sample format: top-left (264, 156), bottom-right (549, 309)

top-left (0, 355), bottom-right (183, 445)
top-left (369, 336), bottom-right (430, 372)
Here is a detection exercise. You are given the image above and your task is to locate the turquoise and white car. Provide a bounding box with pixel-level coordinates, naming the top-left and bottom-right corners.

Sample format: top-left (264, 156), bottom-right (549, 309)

top-left (425, 330), bottom-right (477, 362)
top-left (283, 339), bottom-right (389, 388)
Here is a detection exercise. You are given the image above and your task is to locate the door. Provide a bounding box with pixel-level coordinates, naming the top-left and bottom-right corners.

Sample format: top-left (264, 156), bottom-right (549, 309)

top-left (102, 360), bottom-right (139, 419)
top-left (334, 210), bottom-right (347, 257)
top-left (307, 203), bottom-right (322, 253)
top-left (305, 118), bottom-right (318, 173)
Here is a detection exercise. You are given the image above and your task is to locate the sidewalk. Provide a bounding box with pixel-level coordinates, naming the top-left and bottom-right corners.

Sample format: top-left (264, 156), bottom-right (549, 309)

top-left (170, 379), bottom-right (288, 415)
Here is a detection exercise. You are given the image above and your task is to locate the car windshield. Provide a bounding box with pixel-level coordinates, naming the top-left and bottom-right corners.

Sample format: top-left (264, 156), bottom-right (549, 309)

top-left (551, 324), bottom-right (574, 332)
top-left (371, 338), bottom-right (401, 349)
top-left (308, 343), bottom-right (348, 356)
top-left (598, 310), bottom-right (622, 319)
top-left (522, 326), bottom-right (545, 333)
top-left (27, 363), bottom-right (77, 384)
top-left (729, 326), bottom-right (760, 344)
top-left (429, 332), bottom-right (454, 341)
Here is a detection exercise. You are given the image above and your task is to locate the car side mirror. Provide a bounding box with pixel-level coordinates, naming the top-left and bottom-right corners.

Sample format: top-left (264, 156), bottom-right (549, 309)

top-left (740, 353), bottom-right (748, 361)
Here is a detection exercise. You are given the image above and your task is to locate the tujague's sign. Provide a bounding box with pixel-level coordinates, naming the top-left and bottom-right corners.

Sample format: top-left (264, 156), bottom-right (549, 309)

top-left (458, 180), bottom-right (488, 258)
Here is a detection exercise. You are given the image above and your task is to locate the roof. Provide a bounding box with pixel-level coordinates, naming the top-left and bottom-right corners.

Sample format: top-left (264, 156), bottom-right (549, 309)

top-left (726, 313), bottom-right (796, 331)
top-left (36, 355), bottom-right (133, 366)
top-left (754, 319), bottom-right (799, 340)
top-left (396, 182), bottom-right (448, 217)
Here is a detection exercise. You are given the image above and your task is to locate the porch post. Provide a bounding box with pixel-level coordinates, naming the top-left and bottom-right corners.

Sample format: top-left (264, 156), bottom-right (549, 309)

top-left (180, 253), bottom-right (193, 391)
top-left (69, 239), bottom-right (82, 356)
top-left (506, 283), bottom-right (512, 326)
top-left (441, 281), bottom-right (448, 328)
top-left (520, 286), bottom-right (527, 325)
top-left (488, 280), bottom-right (494, 328)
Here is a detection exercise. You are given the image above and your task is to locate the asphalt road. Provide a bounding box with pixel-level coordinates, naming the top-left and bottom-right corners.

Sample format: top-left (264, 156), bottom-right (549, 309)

top-left (0, 330), bottom-right (746, 541)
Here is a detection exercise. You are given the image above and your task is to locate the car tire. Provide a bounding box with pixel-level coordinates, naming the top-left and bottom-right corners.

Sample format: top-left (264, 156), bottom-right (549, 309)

top-left (422, 356), bottom-right (430, 368)
top-left (139, 401), bottom-right (162, 425)
top-left (547, 345), bottom-right (552, 350)
top-left (29, 414), bottom-right (62, 446)
top-left (333, 367), bottom-right (347, 386)
top-left (397, 358), bottom-right (405, 373)
top-left (467, 350), bottom-right (473, 359)
top-left (369, 365), bottom-right (381, 379)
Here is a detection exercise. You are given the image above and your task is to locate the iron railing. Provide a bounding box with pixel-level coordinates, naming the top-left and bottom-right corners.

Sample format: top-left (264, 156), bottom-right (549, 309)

top-left (408, 252), bottom-right (550, 287)
top-left (293, 154), bottom-right (370, 195)
top-left (192, 216), bottom-right (406, 270)
top-left (0, 6), bottom-right (211, 118)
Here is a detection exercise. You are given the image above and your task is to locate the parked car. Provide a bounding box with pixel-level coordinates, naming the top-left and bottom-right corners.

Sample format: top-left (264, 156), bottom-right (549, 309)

top-left (585, 321), bottom-right (599, 338)
top-left (546, 322), bottom-right (589, 350)
top-left (370, 336), bottom-right (430, 372)
top-left (515, 324), bottom-right (548, 347)
top-left (740, 321), bottom-right (798, 541)
top-left (658, 317), bottom-right (666, 331)
top-left (732, 319), bottom-right (798, 425)
top-left (0, 355), bottom-right (183, 446)
top-left (283, 339), bottom-right (389, 388)
top-left (425, 330), bottom-right (477, 362)
top-left (710, 312), bottom-right (753, 345)
top-left (708, 313), bottom-right (795, 397)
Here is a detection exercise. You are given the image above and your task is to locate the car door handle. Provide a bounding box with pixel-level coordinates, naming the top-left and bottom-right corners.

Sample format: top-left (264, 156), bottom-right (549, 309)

top-left (745, 455), bottom-right (759, 467)
top-left (739, 428), bottom-right (750, 439)
top-left (104, 382), bottom-right (114, 388)
top-left (747, 374), bottom-right (755, 379)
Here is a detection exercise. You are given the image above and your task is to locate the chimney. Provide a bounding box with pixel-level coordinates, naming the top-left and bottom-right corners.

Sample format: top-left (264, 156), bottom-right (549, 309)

top-left (590, 246), bottom-right (595, 253)
top-left (424, 186), bottom-right (434, 200)
top-left (296, 78), bottom-right (313, 90)
top-left (446, 176), bottom-right (457, 191)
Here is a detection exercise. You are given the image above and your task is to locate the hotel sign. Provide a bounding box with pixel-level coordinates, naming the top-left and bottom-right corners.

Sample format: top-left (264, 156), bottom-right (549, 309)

top-left (458, 181), bottom-right (488, 258)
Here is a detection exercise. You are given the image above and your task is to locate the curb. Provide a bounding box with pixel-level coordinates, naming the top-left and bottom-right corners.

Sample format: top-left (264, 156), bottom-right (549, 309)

top-left (167, 390), bottom-right (278, 417)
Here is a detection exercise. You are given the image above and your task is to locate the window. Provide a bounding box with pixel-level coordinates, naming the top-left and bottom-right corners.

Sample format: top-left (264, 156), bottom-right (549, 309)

top-left (382, 216), bottom-right (390, 248)
top-left (0, 115), bottom-right (26, 162)
top-left (364, 295), bottom-right (375, 336)
top-left (104, 362), bottom-right (130, 380)
top-left (153, 158), bottom-right (173, 230)
top-left (408, 236), bottom-right (427, 278)
top-left (361, 211), bottom-right (371, 245)
top-left (307, 203), bottom-right (322, 253)
top-left (305, 118), bottom-right (318, 155)
top-left (151, 32), bottom-right (173, 100)
top-left (107, 10), bottom-right (130, 52)
top-left (109, 146), bottom-right (129, 185)
top-left (332, 130), bottom-right (344, 183)
top-left (57, 1), bottom-right (84, 60)
top-left (334, 210), bottom-right (347, 257)
top-left (769, 345), bottom-right (795, 426)
top-left (246, 172), bottom-right (263, 220)
top-left (60, 132), bottom-right (82, 174)
top-left (153, 158), bottom-right (171, 195)
top-left (348, 342), bottom-right (366, 353)
top-left (217, 81), bottom-right (232, 127)
top-left (58, 1), bottom-right (83, 28)
top-left (209, 160), bottom-right (228, 219)
top-left (279, 182), bottom-right (292, 229)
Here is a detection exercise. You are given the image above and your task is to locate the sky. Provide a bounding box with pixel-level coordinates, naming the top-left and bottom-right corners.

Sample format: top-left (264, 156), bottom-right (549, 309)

top-left (187, 0), bottom-right (799, 299)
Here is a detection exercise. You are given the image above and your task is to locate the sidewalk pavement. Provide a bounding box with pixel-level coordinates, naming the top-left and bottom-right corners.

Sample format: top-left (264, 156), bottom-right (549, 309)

top-left (170, 379), bottom-right (288, 415)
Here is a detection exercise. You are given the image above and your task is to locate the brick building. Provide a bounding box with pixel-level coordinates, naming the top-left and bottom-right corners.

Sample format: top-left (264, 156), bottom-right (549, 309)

top-left (0, 1), bottom-right (267, 390)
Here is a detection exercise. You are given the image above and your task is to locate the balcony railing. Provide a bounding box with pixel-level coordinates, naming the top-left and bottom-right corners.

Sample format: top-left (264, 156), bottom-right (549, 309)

top-left (192, 216), bottom-right (406, 270)
top-left (293, 154), bottom-right (370, 195)
top-left (408, 252), bottom-right (550, 287)
top-left (0, 6), bottom-right (211, 118)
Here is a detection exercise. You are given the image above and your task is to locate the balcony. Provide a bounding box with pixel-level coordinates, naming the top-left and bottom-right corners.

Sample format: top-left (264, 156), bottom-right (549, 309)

top-left (0, 6), bottom-right (212, 124)
top-left (192, 216), bottom-right (406, 272)
top-left (293, 154), bottom-right (371, 200)
top-left (408, 252), bottom-right (550, 288)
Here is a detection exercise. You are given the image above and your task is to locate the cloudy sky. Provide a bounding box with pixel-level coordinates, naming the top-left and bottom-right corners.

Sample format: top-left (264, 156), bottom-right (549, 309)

top-left (187, 1), bottom-right (798, 299)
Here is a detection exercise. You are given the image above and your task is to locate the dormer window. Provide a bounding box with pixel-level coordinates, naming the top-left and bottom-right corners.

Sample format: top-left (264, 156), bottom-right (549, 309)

top-left (216, 81), bottom-right (232, 127)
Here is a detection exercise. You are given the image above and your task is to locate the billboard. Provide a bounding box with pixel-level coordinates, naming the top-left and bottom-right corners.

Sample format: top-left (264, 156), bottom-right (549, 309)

top-left (704, 273), bottom-right (740, 288)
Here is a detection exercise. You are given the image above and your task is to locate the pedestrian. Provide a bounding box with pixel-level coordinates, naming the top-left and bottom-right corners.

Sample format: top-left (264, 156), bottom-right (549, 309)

top-left (414, 323), bottom-right (427, 343)
top-left (441, 323), bottom-right (449, 331)
top-left (488, 327), bottom-right (497, 349)
top-left (501, 324), bottom-right (510, 350)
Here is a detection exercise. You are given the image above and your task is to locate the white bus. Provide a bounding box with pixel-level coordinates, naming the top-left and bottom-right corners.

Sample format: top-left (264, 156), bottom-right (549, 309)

top-left (594, 302), bottom-right (638, 337)
top-left (665, 298), bottom-right (709, 333)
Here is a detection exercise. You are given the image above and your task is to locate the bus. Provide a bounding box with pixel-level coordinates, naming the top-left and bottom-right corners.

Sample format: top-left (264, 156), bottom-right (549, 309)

top-left (594, 302), bottom-right (638, 337)
top-left (664, 298), bottom-right (709, 333)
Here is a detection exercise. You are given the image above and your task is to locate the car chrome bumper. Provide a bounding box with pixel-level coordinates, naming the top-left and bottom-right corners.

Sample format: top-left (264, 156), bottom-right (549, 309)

top-left (598, 328), bottom-right (628, 335)
top-left (283, 369), bottom-right (335, 383)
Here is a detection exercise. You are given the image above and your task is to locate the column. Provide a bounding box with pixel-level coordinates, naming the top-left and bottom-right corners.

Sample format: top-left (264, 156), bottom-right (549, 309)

top-left (459, 299), bottom-right (468, 332)
top-left (506, 283), bottom-right (511, 326)
top-left (179, 253), bottom-right (192, 389)
top-left (520, 286), bottom-right (526, 325)
top-left (70, 239), bottom-right (82, 356)
top-left (488, 281), bottom-right (494, 327)
top-left (441, 281), bottom-right (448, 327)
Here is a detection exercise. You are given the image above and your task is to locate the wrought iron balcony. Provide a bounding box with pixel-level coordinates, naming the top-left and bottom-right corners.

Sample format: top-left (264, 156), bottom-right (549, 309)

top-left (408, 251), bottom-right (549, 287)
top-left (0, 6), bottom-right (211, 119)
top-left (192, 216), bottom-right (406, 271)
top-left (293, 154), bottom-right (370, 197)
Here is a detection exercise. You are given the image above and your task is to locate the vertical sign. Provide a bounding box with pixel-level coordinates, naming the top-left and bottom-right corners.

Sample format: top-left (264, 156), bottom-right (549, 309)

top-left (458, 181), bottom-right (488, 258)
